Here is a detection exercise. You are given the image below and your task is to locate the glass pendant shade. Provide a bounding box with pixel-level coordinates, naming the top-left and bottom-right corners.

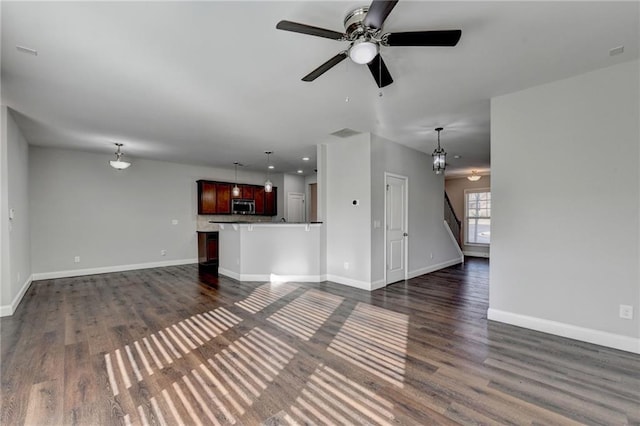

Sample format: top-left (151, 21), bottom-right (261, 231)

top-left (109, 143), bottom-right (131, 170)
top-left (432, 149), bottom-right (446, 174)
top-left (349, 39), bottom-right (378, 64)
top-left (432, 127), bottom-right (446, 175)
top-left (232, 162), bottom-right (241, 196)
top-left (264, 151), bottom-right (273, 192)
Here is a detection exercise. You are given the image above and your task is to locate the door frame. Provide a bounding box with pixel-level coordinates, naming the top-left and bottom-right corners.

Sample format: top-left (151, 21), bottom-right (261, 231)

top-left (384, 172), bottom-right (409, 286)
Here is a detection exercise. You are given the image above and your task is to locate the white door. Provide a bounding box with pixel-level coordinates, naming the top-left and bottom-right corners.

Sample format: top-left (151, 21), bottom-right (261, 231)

top-left (385, 174), bottom-right (408, 284)
top-left (287, 192), bottom-right (305, 223)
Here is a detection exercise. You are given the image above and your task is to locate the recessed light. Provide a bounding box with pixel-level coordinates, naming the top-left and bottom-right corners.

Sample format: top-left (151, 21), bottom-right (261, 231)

top-left (454, 155), bottom-right (461, 159)
top-left (16, 45), bottom-right (38, 56)
top-left (302, 157), bottom-right (310, 161)
top-left (268, 165), bottom-right (274, 169)
top-left (609, 45), bottom-right (624, 56)
top-left (297, 170), bottom-right (303, 174)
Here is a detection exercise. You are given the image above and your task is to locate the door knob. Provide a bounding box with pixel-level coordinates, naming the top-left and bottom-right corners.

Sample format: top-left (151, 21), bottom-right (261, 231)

top-left (403, 232), bottom-right (408, 237)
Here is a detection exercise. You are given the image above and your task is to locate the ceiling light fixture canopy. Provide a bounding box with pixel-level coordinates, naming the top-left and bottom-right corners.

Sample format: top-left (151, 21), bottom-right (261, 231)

top-left (232, 162), bottom-right (241, 197)
top-left (432, 127), bottom-right (446, 175)
top-left (109, 143), bottom-right (131, 170)
top-left (467, 170), bottom-right (482, 181)
top-left (349, 38), bottom-right (378, 64)
top-left (264, 151), bottom-right (273, 193)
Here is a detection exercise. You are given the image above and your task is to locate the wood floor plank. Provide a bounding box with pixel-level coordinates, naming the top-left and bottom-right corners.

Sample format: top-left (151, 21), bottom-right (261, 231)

top-left (1, 258), bottom-right (639, 425)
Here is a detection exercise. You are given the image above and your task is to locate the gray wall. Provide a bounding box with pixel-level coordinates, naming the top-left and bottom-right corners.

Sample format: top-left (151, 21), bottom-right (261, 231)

top-left (490, 59), bottom-right (639, 349)
top-left (29, 146), bottom-right (273, 276)
top-left (371, 135), bottom-right (462, 284)
top-left (445, 175), bottom-right (491, 257)
top-left (1, 107), bottom-right (32, 313)
top-left (323, 134), bottom-right (372, 287)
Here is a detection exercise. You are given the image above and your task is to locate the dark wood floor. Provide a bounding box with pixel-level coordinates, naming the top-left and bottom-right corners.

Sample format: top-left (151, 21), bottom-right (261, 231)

top-left (1, 258), bottom-right (639, 425)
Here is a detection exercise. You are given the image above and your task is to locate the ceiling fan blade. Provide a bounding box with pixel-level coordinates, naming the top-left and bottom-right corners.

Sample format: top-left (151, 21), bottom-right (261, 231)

top-left (367, 54), bottom-right (393, 88)
top-left (363, 0), bottom-right (399, 29)
top-left (276, 20), bottom-right (344, 40)
top-left (385, 30), bottom-right (462, 46)
top-left (302, 52), bottom-right (348, 82)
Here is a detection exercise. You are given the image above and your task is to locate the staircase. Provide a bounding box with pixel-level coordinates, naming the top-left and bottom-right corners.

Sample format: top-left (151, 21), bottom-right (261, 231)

top-left (444, 192), bottom-right (462, 248)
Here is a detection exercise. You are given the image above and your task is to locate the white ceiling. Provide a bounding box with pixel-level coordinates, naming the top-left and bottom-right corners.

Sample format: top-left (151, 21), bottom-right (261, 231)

top-left (2, 1), bottom-right (638, 177)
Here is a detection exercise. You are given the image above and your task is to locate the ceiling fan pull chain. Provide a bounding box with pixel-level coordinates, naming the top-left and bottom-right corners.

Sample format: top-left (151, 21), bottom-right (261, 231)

top-left (378, 55), bottom-right (383, 97)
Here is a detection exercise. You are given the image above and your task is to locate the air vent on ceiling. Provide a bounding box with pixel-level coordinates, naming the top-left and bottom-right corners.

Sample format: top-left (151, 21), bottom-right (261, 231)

top-left (330, 128), bottom-right (361, 138)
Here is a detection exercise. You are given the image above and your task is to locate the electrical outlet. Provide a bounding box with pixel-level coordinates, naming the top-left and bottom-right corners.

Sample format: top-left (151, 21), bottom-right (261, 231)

top-left (619, 305), bottom-right (633, 320)
top-left (74, 256), bottom-right (80, 263)
top-left (344, 262), bottom-right (349, 270)
top-left (161, 250), bottom-right (167, 256)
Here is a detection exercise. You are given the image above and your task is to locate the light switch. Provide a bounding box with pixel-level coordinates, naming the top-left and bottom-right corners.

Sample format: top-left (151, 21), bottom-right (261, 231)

top-left (8, 208), bottom-right (15, 220)
top-left (171, 219), bottom-right (178, 225)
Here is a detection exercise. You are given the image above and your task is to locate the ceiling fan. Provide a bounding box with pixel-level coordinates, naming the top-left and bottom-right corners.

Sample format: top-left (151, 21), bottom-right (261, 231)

top-left (276, 0), bottom-right (462, 88)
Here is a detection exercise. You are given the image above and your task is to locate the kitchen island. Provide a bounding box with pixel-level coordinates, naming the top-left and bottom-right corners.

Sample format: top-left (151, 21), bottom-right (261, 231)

top-left (212, 222), bottom-right (323, 282)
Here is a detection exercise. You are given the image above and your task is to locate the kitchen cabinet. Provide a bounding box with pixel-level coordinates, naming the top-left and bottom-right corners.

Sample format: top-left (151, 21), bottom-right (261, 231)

top-left (197, 180), bottom-right (231, 214)
top-left (197, 180), bottom-right (276, 216)
top-left (264, 188), bottom-right (277, 216)
top-left (197, 181), bottom-right (217, 214)
top-left (216, 183), bottom-right (232, 214)
top-left (254, 187), bottom-right (265, 215)
top-left (241, 185), bottom-right (254, 199)
top-left (197, 231), bottom-right (218, 275)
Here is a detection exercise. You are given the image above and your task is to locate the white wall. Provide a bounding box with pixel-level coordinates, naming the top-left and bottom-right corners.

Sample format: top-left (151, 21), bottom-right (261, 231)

top-left (490, 60), bottom-right (640, 353)
top-left (0, 107), bottom-right (32, 316)
top-left (29, 146), bottom-right (268, 278)
top-left (371, 135), bottom-right (462, 285)
top-left (322, 134), bottom-right (372, 289)
top-left (445, 175), bottom-right (491, 257)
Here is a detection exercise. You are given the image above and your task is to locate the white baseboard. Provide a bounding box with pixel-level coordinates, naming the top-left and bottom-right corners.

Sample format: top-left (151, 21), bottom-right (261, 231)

top-left (463, 250), bottom-right (490, 258)
top-left (31, 258), bottom-right (198, 281)
top-left (219, 268), bottom-right (241, 281)
top-left (408, 257), bottom-right (463, 280)
top-left (219, 269), bottom-right (323, 283)
top-left (488, 308), bottom-right (640, 354)
top-left (325, 274), bottom-right (371, 291)
top-left (0, 274), bottom-right (34, 317)
top-left (371, 279), bottom-right (386, 290)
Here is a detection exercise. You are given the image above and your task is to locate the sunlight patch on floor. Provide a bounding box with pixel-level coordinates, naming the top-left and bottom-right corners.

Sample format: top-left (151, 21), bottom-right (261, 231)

top-left (327, 303), bottom-right (409, 388)
top-left (267, 289), bottom-right (344, 341)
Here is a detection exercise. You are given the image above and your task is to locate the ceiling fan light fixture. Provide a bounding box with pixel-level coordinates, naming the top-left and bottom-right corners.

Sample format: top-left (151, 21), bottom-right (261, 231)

top-left (109, 143), bottom-right (131, 170)
top-left (349, 39), bottom-right (378, 64)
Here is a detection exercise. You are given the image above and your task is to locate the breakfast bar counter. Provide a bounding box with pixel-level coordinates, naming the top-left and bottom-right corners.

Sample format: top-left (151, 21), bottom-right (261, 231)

top-left (212, 222), bottom-right (323, 282)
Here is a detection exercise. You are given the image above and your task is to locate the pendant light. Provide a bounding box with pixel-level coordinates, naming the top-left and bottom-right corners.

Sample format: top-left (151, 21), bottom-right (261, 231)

top-left (232, 162), bottom-right (241, 197)
top-left (467, 170), bottom-right (482, 181)
top-left (432, 127), bottom-right (446, 175)
top-left (264, 151), bottom-right (273, 193)
top-left (109, 143), bottom-right (131, 170)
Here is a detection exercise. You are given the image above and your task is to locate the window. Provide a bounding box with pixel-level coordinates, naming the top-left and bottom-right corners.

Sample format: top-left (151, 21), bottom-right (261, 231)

top-left (465, 189), bottom-right (490, 245)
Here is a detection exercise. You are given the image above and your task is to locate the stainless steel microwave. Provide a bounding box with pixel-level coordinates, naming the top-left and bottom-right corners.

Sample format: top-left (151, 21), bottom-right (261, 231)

top-left (232, 199), bottom-right (255, 215)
